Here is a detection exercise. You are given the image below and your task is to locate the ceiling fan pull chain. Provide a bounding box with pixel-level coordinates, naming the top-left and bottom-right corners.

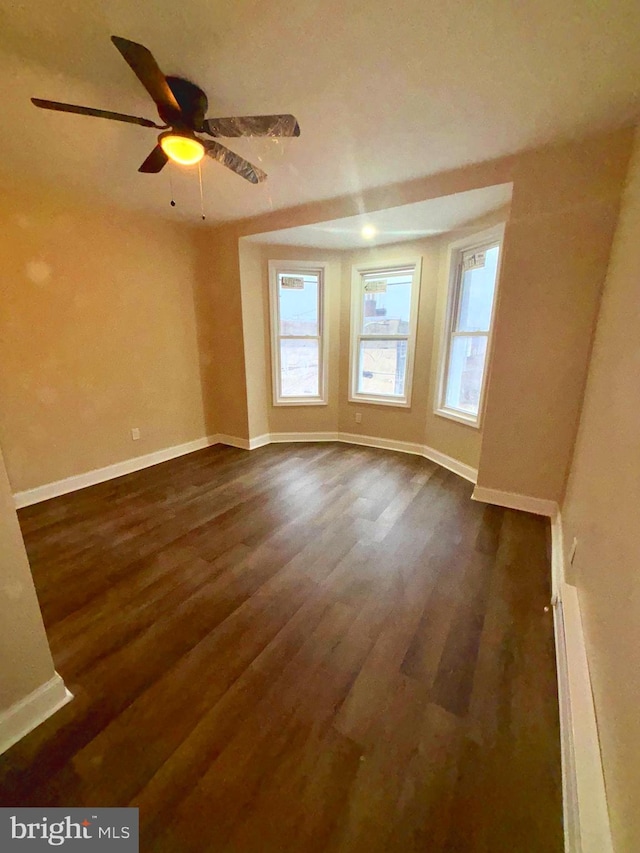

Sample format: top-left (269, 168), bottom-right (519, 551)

top-left (198, 160), bottom-right (205, 220)
top-left (169, 168), bottom-right (176, 207)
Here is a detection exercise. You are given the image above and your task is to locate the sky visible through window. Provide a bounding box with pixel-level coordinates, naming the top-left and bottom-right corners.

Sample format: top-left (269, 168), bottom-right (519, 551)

top-left (457, 245), bottom-right (499, 332)
top-left (279, 274), bottom-right (318, 336)
top-left (361, 274), bottom-right (412, 332)
top-left (444, 243), bottom-right (500, 416)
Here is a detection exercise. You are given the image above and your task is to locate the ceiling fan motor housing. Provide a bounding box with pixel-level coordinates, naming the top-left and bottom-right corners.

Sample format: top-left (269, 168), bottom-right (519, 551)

top-left (164, 76), bottom-right (209, 131)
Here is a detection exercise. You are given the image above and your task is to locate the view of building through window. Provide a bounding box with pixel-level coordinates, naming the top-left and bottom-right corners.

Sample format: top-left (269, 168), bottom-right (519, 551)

top-left (355, 270), bottom-right (415, 400)
top-left (280, 338), bottom-right (319, 397)
top-left (359, 339), bottom-right (408, 397)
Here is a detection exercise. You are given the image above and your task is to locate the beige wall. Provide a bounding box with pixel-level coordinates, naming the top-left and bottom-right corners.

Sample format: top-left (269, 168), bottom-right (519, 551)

top-left (0, 175), bottom-right (210, 493)
top-left (197, 225), bottom-right (249, 439)
top-left (239, 240), bottom-right (271, 439)
top-left (0, 443), bottom-right (57, 712)
top-left (561, 128), bottom-right (640, 853)
top-left (477, 130), bottom-right (633, 500)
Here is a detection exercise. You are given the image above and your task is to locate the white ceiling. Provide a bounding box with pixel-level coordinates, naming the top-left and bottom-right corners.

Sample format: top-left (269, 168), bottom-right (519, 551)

top-left (2, 0), bottom-right (639, 223)
top-left (245, 184), bottom-right (512, 249)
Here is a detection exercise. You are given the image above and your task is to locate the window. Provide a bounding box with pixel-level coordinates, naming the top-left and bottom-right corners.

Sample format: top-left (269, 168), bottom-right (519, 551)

top-left (269, 260), bottom-right (327, 405)
top-left (349, 259), bottom-right (422, 407)
top-left (436, 227), bottom-right (503, 427)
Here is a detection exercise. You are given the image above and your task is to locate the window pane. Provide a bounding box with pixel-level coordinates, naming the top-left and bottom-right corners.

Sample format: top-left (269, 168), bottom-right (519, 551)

top-left (457, 244), bottom-right (499, 332)
top-left (278, 273), bottom-right (319, 336)
top-left (445, 335), bottom-right (488, 416)
top-left (280, 339), bottom-right (319, 397)
top-left (361, 272), bottom-right (412, 334)
top-left (357, 339), bottom-right (407, 397)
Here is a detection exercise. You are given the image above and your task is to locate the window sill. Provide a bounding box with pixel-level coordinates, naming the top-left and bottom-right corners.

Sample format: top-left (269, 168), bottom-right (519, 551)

top-left (434, 407), bottom-right (481, 428)
top-left (349, 394), bottom-right (411, 409)
top-left (273, 399), bottom-right (328, 407)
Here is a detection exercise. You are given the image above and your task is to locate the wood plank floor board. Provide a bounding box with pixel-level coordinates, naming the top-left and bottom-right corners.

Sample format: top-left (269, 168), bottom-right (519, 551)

top-left (0, 443), bottom-right (562, 852)
top-left (131, 590), bottom-right (342, 843)
top-left (149, 600), bottom-right (366, 851)
top-left (68, 571), bottom-right (318, 808)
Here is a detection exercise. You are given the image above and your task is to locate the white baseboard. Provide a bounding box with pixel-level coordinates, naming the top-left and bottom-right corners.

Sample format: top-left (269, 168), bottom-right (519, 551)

top-left (266, 431), bottom-right (478, 484)
top-left (338, 432), bottom-right (424, 455)
top-left (267, 431), bottom-right (340, 445)
top-left (551, 515), bottom-right (613, 853)
top-left (13, 436), bottom-right (224, 508)
top-left (13, 430), bottom-right (479, 508)
top-left (216, 434), bottom-right (251, 451)
top-left (553, 586), bottom-right (577, 853)
top-left (0, 673), bottom-right (72, 756)
top-left (247, 433), bottom-right (273, 450)
top-left (420, 443), bottom-right (478, 485)
top-left (471, 485), bottom-right (558, 517)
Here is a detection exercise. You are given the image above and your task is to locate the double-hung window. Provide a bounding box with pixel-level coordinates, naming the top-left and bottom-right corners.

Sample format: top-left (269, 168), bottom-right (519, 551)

top-left (436, 227), bottom-right (503, 426)
top-left (269, 260), bottom-right (327, 405)
top-left (349, 260), bottom-right (422, 407)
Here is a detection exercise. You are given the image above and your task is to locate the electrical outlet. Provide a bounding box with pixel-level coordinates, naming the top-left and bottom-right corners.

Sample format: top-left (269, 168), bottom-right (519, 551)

top-left (131, 427), bottom-right (140, 441)
top-left (569, 537), bottom-right (578, 565)
top-left (355, 412), bottom-right (362, 424)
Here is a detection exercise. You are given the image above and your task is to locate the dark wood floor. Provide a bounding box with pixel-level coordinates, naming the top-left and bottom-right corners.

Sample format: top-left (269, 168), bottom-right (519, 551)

top-left (0, 443), bottom-right (562, 851)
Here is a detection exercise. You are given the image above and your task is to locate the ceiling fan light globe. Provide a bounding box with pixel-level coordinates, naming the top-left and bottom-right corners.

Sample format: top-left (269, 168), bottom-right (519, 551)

top-left (159, 133), bottom-right (204, 166)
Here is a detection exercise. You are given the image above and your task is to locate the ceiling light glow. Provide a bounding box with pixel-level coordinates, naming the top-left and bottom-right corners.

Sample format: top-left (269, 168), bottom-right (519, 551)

top-left (160, 133), bottom-right (205, 166)
top-left (361, 225), bottom-right (376, 240)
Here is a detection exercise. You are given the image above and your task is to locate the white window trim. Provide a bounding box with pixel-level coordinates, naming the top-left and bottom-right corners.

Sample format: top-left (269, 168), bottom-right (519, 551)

top-left (435, 224), bottom-right (505, 429)
top-left (268, 259), bottom-right (328, 406)
top-left (349, 257), bottom-right (422, 408)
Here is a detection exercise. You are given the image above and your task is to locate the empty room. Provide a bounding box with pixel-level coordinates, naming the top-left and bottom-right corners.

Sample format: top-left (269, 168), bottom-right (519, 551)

top-left (1, 2), bottom-right (639, 851)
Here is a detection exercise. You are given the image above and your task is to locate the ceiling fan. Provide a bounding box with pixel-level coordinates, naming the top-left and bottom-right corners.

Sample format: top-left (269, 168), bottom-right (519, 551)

top-left (31, 35), bottom-right (301, 184)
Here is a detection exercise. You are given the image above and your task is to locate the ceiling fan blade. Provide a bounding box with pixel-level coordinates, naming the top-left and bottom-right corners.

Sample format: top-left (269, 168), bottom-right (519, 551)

top-left (203, 140), bottom-right (267, 184)
top-left (203, 114), bottom-right (300, 138)
top-left (111, 35), bottom-right (181, 120)
top-left (138, 145), bottom-right (169, 173)
top-left (31, 98), bottom-right (163, 129)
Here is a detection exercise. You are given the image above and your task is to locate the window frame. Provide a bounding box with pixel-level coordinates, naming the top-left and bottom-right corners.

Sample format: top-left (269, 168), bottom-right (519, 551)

top-left (268, 259), bottom-right (328, 407)
top-left (349, 258), bottom-right (422, 408)
top-left (435, 224), bottom-right (505, 429)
